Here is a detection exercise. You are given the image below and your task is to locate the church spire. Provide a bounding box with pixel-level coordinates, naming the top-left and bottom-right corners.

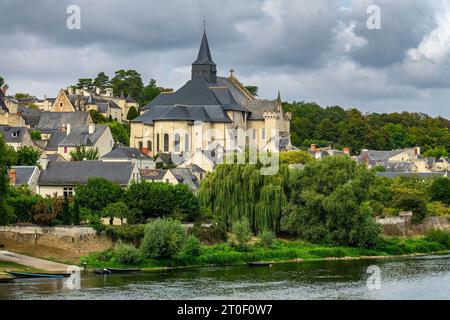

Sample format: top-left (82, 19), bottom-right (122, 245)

top-left (192, 27), bottom-right (217, 83)
top-left (193, 29), bottom-right (215, 65)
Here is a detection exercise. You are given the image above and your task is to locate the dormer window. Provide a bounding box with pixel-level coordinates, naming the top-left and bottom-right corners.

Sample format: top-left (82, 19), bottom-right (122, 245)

top-left (11, 131), bottom-right (18, 138)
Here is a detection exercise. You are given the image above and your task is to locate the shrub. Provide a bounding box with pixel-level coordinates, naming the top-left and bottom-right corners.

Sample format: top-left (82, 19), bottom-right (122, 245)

top-left (191, 221), bottom-right (227, 245)
top-left (258, 230), bottom-right (275, 248)
top-left (395, 194), bottom-right (428, 224)
top-left (105, 225), bottom-right (145, 245)
top-left (232, 218), bottom-right (252, 248)
top-left (140, 219), bottom-right (186, 259)
top-left (183, 235), bottom-right (202, 256)
top-left (429, 178), bottom-right (450, 205)
top-left (113, 243), bottom-right (142, 265)
top-left (425, 229), bottom-right (450, 248)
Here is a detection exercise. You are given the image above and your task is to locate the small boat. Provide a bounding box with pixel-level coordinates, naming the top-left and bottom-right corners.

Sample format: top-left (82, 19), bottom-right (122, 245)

top-left (105, 268), bottom-right (141, 274)
top-left (247, 262), bottom-right (273, 268)
top-left (7, 271), bottom-right (71, 279)
top-left (94, 269), bottom-right (111, 275)
top-left (0, 277), bottom-right (17, 283)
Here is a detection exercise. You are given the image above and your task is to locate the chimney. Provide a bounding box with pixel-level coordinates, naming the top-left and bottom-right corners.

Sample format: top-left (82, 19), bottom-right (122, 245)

top-left (66, 123), bottom-right (71, 135)
top-left (343, 147), bottom-right (350, 155)
top-left (9, 169), bottom-right (16, 185)
top-left (310, 144), bottom-right (316, 152)
top-left (88, 123), bottom-right (95, 134)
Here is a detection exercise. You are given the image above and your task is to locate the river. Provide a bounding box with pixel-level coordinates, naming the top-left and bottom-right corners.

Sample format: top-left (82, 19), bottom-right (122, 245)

top-left (1, 254), bottom-right (450, 300)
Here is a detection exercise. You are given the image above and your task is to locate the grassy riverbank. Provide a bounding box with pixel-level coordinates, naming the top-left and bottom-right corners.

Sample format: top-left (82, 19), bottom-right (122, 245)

top-left (0, 261), bottom-right (43, 278)
top-left (82, 233), bottom-right (450, 270)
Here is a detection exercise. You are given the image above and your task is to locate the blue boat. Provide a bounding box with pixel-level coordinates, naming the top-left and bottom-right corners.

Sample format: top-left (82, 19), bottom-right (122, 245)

top-left (7, 271), bottom-right (71, 279)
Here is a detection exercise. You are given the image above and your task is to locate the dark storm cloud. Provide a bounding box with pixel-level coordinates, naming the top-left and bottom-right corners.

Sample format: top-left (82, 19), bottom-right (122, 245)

top-left (0, 0), bottom-right (449, 117)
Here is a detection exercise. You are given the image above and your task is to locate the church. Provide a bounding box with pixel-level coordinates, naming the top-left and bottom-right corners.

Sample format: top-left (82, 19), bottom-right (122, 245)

top-left (130, 30), bottom-right (292, 169)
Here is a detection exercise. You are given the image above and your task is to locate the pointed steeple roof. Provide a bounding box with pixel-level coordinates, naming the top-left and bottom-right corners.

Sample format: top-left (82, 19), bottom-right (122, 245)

top-left (193, 30), bottom-right (215, 65)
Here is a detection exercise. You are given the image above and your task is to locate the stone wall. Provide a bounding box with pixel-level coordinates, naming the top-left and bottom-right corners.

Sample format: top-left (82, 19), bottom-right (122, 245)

top-left (377, 216), bottom-right (450, 236)
top-left (0, 224), bottom-right (112, 259)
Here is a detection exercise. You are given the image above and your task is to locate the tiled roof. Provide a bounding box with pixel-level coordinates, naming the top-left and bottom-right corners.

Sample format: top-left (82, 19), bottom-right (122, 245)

top-left (58, 125), bottom-right (108, 147)
top-left (101, 147), bottom-right (151, 160)
top-left (140, 168), bottom-right (166, 180)
top-left (0, 125), bottom-right (27, 143)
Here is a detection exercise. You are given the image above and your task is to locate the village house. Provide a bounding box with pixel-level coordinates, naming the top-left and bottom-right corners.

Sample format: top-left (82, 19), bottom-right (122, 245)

top-left (100, 146), bottom-right (155, 169)
top-left (308, 144), bottom-right (350, 159)
top-left (0, 85), bottom-right (27, 127)
top-left (8, 166), bottom-right (41, 193)
top-left (36, 161), bottom-right (141, 197)
top-left (51, 87), bottom-right (138, 122)
top-left (130, 30), bottom-right (292, 172)
top-left (0, 125), bottom-right (35, 150)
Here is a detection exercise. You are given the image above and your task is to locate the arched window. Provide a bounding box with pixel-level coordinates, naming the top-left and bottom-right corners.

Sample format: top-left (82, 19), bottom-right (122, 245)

top-left (185, 134), bottom-right (189, 151)
top-left (174, 134), bottom-right (180, 152)
top-left (156, 134), bottom-right (160, 151)
top-left (163, 133), bottom-right (169, 152)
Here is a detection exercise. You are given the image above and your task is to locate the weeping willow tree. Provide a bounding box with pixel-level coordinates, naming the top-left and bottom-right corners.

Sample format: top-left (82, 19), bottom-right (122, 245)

top-left (198, 164), bottom-right (290, 233)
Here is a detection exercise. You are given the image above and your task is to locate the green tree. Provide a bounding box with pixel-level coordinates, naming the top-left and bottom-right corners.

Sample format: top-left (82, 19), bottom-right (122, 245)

top-left (73, 198), bottom-right (81, 225)
top-left (75, 178), bottom-right (123, 213)
top-left (281, 156), bottom-right (381, 248)
top-left (279, 150), bottom-right (314, 165)
top-left (89, 110), bottom-right (107, 124)
top-left (245, 86), bottom-right (258, 97)
top-left (183, 235), bottom-right (202, 256)
top-left (0, 136), bottom-right (15, 225)
top-left (139, 79), bottom-right (161, 106)
top-left (126, 106), bottom-right (139, 120)
top-left (16, 146), bottom-right (41, 166)
top-left (62, 197), bottom-right (71, 225)
top-left (70, 146), bottom-right (99, 161)
top-left (0, 76), bottom-right (4, 87)
top-left (93, 72), bottom-right (110, 94)
top-left (102, 121), bottom-right (130, 146)
top-left (429, 178), bottom-right (450, 205)
top-left (140, 218), bottom-right (186, 259)
top-left (199, 164), bottom-right (289, 233)
top-left (232, 218), bottom-right (252, 248)
top-left (103, 201), bottom-right (129, 225)
top-left (111, 70), bottom-right (144, 101)
top-left (30, 130), bottom-right (42, 141)
top-left (125, 181), bottom-right (199, 222)
top-left (76, 78), bottom-right (94, 90)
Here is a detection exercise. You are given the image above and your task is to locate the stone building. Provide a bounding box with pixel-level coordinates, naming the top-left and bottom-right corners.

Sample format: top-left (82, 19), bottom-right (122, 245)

top-left (130, 31), bottom-right (291, 171)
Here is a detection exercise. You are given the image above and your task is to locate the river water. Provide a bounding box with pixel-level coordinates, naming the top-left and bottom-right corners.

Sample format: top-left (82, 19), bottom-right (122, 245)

top-left (1, 254), bottom-right (450, 300)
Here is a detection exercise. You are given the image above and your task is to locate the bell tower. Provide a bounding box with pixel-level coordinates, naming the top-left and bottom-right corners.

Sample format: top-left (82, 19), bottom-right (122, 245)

top-left (192, 29), bottom-right (217, 83)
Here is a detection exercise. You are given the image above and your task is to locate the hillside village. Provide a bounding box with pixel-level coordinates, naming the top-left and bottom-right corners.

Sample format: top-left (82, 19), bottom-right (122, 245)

top-left (1, 31), bottom-right (449, 206)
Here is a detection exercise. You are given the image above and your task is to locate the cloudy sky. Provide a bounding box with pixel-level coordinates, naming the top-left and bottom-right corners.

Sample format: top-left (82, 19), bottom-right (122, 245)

top-left (1, 0), bottom-right (450, 117)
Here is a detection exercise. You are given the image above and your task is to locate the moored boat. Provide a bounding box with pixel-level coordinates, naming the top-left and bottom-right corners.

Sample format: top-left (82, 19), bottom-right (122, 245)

top-left (7, 271), bottom-right (71, 279)
top-left (247, 262), bottom-right (273, 267)
top-left (105, 268), bottom-right (141, 274)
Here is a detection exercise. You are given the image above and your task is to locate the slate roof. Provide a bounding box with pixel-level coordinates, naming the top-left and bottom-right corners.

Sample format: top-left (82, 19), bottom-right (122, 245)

top-left (0, 125), bottom-right (27, 143)
top-left (36, 112), bottom-right (91, 131)
top-left (10, 166), bottom-right (38, 186)
top-left (168, 168), bottom-right (200, 190)
top-left (45, 130), bottom-right (67, 151)
top-left (242, 100), bottom-right (279, 120)
top-left (59, 125), bottom-right (108, 147)
top-left (192, 31), bottom-right (215, 65)
top-left (101, 147), bottom-right (151, 160)
top-left (140, 168), bottom-right (166, 180)
top-left (38, 161), bottom-right (135, 186)
top-left (18, 106), bottom-right (42, 127)
top-left (358, 150), bottom-right (404, 162)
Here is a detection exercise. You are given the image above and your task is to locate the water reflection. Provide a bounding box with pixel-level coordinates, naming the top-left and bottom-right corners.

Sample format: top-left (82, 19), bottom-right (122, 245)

top-left (1, 255), bottom-right (450, 300)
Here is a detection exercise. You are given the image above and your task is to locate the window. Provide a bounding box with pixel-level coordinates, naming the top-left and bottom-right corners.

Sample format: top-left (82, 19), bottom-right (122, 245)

top-left (147, 140), bottom-right (152, 152)
top-left (63, 187), bottom-right (73, 198)
top-left (174, 134), bottom-right (180, 152)
top-left (252, 129), bottom-right (256, 139)
top-left (163, 133), bottom-right (169, 152)
top-left (64, 147), bottom-right (68, 153)
top-left (156, 134), bottom-right (160, 151)
top-left (185, 134), bottom-right (189, 151)
top-left (262, 128), bottom-right (266, 140)
top-left (60, 102), bottom-right (63, 107)
top-left (138, 141), bottom-right (143, 150)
